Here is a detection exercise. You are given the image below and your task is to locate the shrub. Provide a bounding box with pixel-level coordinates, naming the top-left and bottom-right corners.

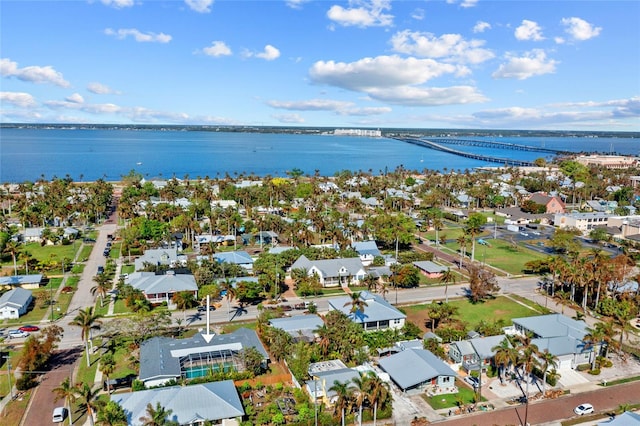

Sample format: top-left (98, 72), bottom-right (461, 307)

top-left (131, 379), bottom-right (146, 391)
top-left (16, 375), bottom-right (37, 391)
top-left (61, 286), bottom-right (74, 293)
top-left (576, 364), bottom-right (591, 372)
top-left (588, 368), bottom-right (601, 375)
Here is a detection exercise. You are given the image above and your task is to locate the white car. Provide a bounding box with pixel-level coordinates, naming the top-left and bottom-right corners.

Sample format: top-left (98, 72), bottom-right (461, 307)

top-left (574, 403), bottom-right (594, 415)
top-left (8, 329), bottom-right (30, 339)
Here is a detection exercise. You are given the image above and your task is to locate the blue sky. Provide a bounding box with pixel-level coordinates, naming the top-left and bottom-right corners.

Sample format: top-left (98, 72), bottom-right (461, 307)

top-left (1, 0), bottom-right (638, 131)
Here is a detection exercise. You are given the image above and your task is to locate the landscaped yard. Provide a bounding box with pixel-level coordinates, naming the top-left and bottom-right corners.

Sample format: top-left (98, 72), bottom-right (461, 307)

top-left (424, 382), bottom-right (486, 410)
top-left (401, 295), bottom-right (546, 333)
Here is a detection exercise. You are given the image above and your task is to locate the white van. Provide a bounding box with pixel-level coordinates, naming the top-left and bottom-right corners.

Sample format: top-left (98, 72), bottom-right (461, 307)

top-left (52, 406), bottom-right (67, 423)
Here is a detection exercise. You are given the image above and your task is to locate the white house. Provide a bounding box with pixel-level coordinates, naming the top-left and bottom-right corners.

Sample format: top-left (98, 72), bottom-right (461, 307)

top-left (328, 291), bottom-right (406, 331)
top-left (0, 287), bottom-right (32, 319)
top-left (290, 255), bottom-right (366, 287)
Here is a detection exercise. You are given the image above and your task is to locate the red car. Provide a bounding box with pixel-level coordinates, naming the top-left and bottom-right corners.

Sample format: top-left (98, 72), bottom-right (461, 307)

top-left (19, 325), bottom-right (40, 332)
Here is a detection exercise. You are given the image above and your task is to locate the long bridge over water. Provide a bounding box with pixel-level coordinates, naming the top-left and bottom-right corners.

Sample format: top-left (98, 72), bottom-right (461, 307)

top-left (394, 137), bottom-right (539, 167)
top-left (426, 137), bottom-right (572, 154)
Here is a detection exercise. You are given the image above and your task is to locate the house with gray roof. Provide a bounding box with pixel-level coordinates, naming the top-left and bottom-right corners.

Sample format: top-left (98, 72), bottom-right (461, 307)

top-left (290, 255), bottom-right (366, 288)
top-left (509, 314), bottom-right (595, 369)
top-left (351, 240), bottom-right (381, 266)
top-left (378, 348), bottom-right (457, 393)
top-left (269, 314), bottom-right (324, 342)
top-left (139, 328), bottom-right (269, 387)
top-left (305, 360), bottom-right (376, 407)
top-left (0, 274), bottom-right (43, 290)
top-left (126, 271), bottom-right (198, 306)
top-left (0, 287), bottom-right (32, 319)
top-left (111, 381), bottom-right (244, 426)
top-left (449, 335), bottom-right (509, 373)
top-left (328, 291), bottom-right (406, 331)
top-left (134, 248), bottom-right (186, 271)
top-left (413, 260), bottom-right (448, 278)
top-left (214, 251), bottom-right (254, 272)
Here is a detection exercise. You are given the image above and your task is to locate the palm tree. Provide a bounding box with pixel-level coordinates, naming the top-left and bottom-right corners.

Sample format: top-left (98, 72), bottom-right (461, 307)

top-left (96, 400), bottom-right (127, 426)
top-left (314, 323), bottom-right (331, 357)
top-left (492, 337), bottom-right (516, 385)
top-left (70, 307), bottom-right (103, 366)
top-left (539, 349), bottom-right (558, 396)
top-left (100, 353), bottom-right (116, 394)
top-left (343, 291), bottom-right (368, 323)
top-left (91, 274), bottom-right (111, 307)
top-left (516, 333), bottom-right (540, 426)
top-left (53, 377), bottom-right (76, 426)
top-left (171, 291), bottom-right (197, 321)
top-left (139, 402), bottom-right (178, 426)
top-left (73, 382), bottom-right (101, 426)
top-left (440, 268), bottom-right (457, 303)
top-left (364, 372), bottom-right (389, 426)
top-left (584, 323), bottom-right (607, 370)
top-left (352, 373), bottom-right (368, 426)
top-left (329, 380), bottom-right (353, 426)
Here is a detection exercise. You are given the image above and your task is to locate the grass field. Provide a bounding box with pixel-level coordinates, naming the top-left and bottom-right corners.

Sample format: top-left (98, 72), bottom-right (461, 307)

top-left (401, 295), bottom-right (544, 333)
top-left (424, 382), bottom-right (486, 409)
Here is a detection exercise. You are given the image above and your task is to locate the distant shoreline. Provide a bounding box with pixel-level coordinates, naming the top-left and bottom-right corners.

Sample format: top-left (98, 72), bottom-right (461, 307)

top-left (1, 123), bottom-right (638, 139)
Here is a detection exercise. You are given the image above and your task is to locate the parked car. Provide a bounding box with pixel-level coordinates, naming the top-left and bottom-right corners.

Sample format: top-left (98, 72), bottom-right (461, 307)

top-left (97, 266), bottom-right (104, 274)
top-left (8, 330), bottom-right (30, 338)
top-left (574, 403), bottom-right (594, 415)
top-left (464, 376), bottom-right (479, 388)
top-left (19, 325), bottom-right (40, 332)
top-left (197, 305), bottom-right (216, 312)
top-left (52, 406), bottom-right (68, 423)
top-left (103, 376), bottom-right (134, 392)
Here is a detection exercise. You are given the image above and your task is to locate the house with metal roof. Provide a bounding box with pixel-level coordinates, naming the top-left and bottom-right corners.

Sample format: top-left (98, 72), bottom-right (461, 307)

top-left (509, 314), bottom-right (595, 369)
top-left (0, 274), bottom-right (43, 290)
top-left (0, 287), bottom-right (32, 319)
top-left (213, 251), bottom-right (254, 272)
top-left (134, 247), bottom-right (187, 271)
top-left (305, 360), bottom-right (375, 407)
top-left (111, 380), bottom-right (244, 426)
top-left (449, 335), bottom-right (510, 373)
top-left (139, 328), bottom-right (269, 387)
top-left (413, 260), bottom-right (448, 278)
top-left (269, 314), bottom-right (324, 342)
top-left (290, 255), bottom-right (366, 288)
top-left (378, 348), bottom-right (457, 393)
top-left (328, 291), bottom-right (406, 331)
top-left (351, 240), bottom-right (381, 266)
top-left (126, 271), bottom-right (198, 306)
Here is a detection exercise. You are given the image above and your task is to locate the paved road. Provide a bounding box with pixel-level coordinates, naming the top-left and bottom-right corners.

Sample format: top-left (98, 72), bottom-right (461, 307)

top-left (20, 348), bottom-right (81, 426)
top-left (435, 380), bottom-right (640, 425)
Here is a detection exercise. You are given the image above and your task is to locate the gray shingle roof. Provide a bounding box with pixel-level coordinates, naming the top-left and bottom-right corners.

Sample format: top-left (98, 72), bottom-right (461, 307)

top-left (328, 291), bottom-right (406, 323)
top-left (469, 335), bottom-right (510, 359)
top-left (111, 381), bottom-right (244, 425)
top-left (269, 314), bottom-right (324, 337)
top-left (378, 348), bottom-right (457, 390)
top-left (214, 250), bottom-right (254, 265)
top-left (0, 274), bottom-right (42, 287)
top-left (291, 255), bottom-right (364, 278)
top-left (512, 314), bottom-right (588, 340)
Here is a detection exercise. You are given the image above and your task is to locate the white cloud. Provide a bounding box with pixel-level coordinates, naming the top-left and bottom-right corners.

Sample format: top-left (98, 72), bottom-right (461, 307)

top-left (551, 96), bottom-right (640, 118)
top-left (327, 0), bottom-right (393, 28)
top-left (473, 21), bottom-right (491, 33)
top-left (268, 98), bottom-right (391, 117)
top-left (492, 49), bottom-right (557, 80)
top-left (87, 82), bottom-right (119, 95)
top-left (367, 85), bottom-right (487, 106)
top-left (185, 0), bottom-right (214, 13)
top-left (309, 55), bottom-right (459, 91)
top-left (267, 99), bottom-right (354, 111)
top-left (65, 93), bottom-right (84, 104)
top-left (515, 20), bottom-right (544, 41)
top-left (561, 17), bottom-right (602, 41)
top-left (390, 30), bottom-right (494, 64)
top-left (272, 113), bottom-right (305, 124)
top-left (411, 8), bottom-right (425, 20)
top-left (100, 0), bottom-right (134, 9)
top-left (0, 91), bottom-right (37, 108)
top-left (255, 45), bottom-right (281, 61)
top-left (285, 0), bottom-right (310, 9)
top-left (202, 41), bottom-right (232, 57)
top-left (446, 0), bottom-right (479, 8)
top-left (0, 58), bottom-right (70, 87)
top-left (104, 28), bottom-right (172, 43)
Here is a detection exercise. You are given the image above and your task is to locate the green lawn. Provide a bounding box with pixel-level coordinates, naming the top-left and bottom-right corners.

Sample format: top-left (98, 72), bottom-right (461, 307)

top-left (402, 295), bottom-right (543, 330)
top-left (121, 264), bottom-right (135, 274)
top-left (77, 244), bottom-right (94, 262)
top-left (443, 238), bottom-right (547, 275)
top-left (424, 382), bottom-right (485, 409)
